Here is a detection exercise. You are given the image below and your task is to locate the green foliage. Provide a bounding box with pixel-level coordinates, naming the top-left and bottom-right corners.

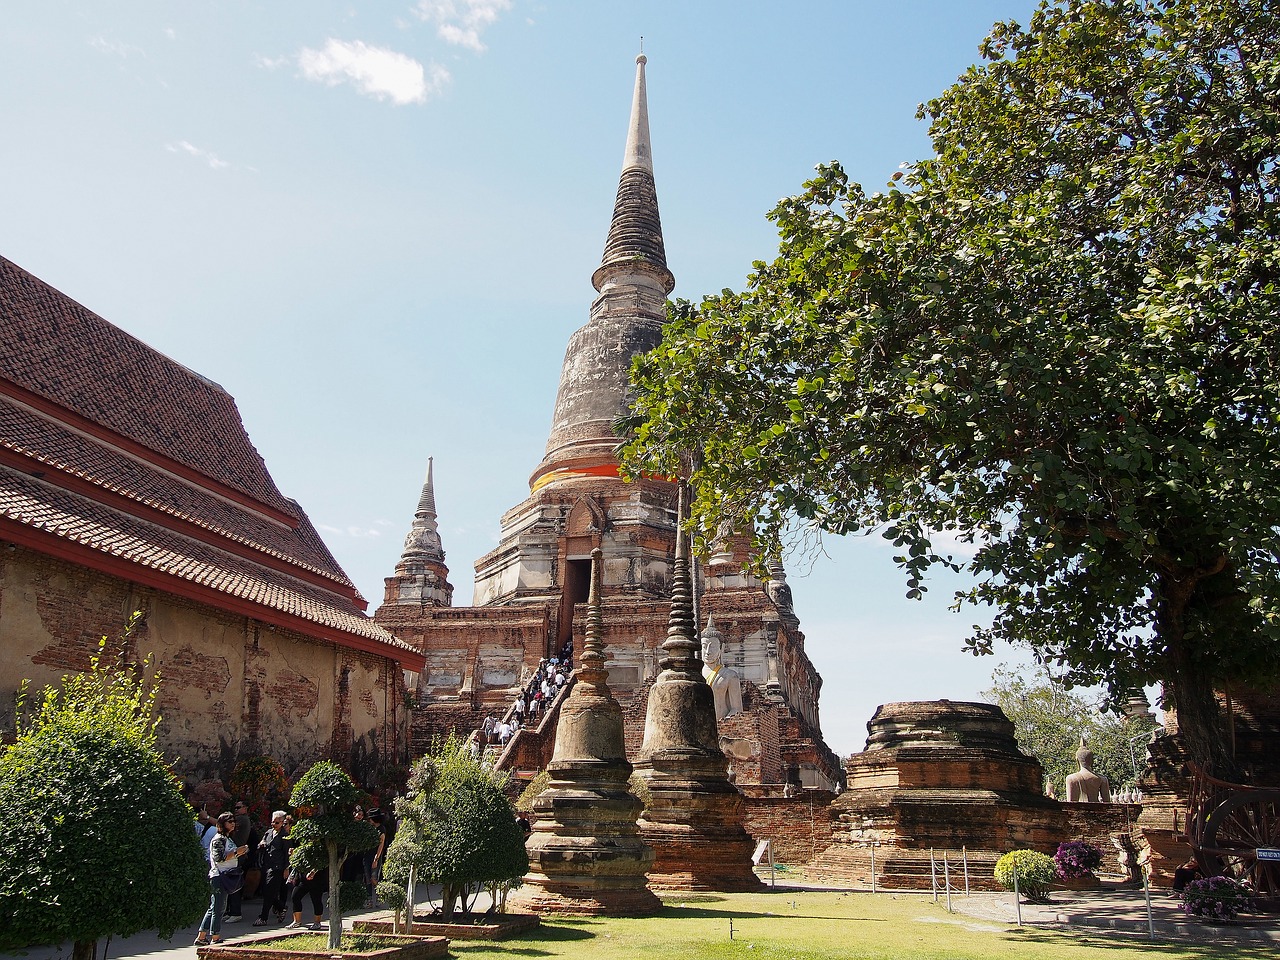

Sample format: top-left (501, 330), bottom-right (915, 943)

top-left (385, 735), bottom-right (528, 919)
top-left (339, 879), bottom-right (369, 913)
top-left (375, 880), bottom-right (408, 913)
top-left (288, 760), bottom-right (379, 949)
top-left (983, 667), bottom-right (1158, 794)
top-left (514, 768), bottom-right (551, 813)
top-left (995, 850), bottom-right (1059, 902)
top-left (622, 0), bottom-right (1280, 773)
top-left (0, 621), bottom-right (207, 952)
top-left (291, 759), bottom-right (365, 812)
top-left (628, 770), bottom-right (653, 809)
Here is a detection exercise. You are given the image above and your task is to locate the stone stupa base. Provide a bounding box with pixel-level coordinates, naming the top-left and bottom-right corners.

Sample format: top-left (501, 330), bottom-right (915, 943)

top-left (637, 771), bottom-right (763, 892)
top-left (513, 797), bottom-right (660, 916)
top-left (512, 872), bottom-right (661, 916)
top-left (639, 824), bottom-right (763, 891)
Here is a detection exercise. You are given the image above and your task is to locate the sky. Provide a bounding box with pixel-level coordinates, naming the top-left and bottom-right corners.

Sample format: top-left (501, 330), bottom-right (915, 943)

top-left (0, 0), bottom-right (1094, 760)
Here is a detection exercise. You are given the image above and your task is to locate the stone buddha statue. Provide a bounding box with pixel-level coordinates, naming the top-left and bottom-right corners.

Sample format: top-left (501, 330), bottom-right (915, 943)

top-left (1064, 739), bottom-right (1111, 803)
top-left (701, 617), bottom-right (743, 720)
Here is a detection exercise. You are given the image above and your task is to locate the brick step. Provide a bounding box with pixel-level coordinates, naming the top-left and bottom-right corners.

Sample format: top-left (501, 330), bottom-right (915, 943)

top-left (808, 847), bottom-right (1004, 891)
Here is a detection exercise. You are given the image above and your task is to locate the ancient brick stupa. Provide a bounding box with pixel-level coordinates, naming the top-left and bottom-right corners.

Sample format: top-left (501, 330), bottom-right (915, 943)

top-left (808, 700), bottom-right (1065, 889)
top-left (512, 548), bottom-right (660, 915)
top-left (375, 52), bottom-right (841, 796)
top-left (633, 487), bottom-right (761, 891)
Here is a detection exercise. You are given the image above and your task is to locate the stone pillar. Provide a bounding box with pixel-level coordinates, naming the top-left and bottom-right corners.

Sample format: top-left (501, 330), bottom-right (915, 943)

top-left (512, 548), bottom-right (660, 915)
top-left (633, 484), bottom-right (761, 891)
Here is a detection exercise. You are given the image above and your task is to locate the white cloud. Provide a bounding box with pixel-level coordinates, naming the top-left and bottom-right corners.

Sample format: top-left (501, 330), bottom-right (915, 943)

top-left (318, 523), bottom-right (383, 538)
top-left (414, 0), bottom-right (511, 52)
top-left (297, 39), bottom-right (447, 105)
top-left (256, 54), bottom-right (290, 70)
top-left (166, 141), bottom-right (229, 170)
top-left (89, 36), bottom-right (143, 58)
top-left (164, 27), bottom-right (176, 41)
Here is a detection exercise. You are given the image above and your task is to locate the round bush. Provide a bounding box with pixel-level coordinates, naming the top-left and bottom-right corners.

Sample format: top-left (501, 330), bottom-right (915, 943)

top-left (1053, 840), bottom-right (1103, 879)
top-left (994, 850), bottom-right (1058, 902)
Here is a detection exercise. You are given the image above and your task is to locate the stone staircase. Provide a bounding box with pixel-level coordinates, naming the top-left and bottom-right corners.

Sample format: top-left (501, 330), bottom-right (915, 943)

top-left (807, 844), bottom-right (1003, 892)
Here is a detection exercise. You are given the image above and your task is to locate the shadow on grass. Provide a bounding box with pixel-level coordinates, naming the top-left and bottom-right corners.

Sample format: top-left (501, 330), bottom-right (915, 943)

top-left (999, 927), bottom-right (1273, 957)
top-left (658, 904), bottom-right (888, 923)
top-left (447, 921), bottom-right (595, 957)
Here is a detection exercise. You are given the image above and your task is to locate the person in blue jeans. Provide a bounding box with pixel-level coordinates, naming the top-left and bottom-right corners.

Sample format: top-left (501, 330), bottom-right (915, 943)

top-left (196, 813), bottom-right (247, 944)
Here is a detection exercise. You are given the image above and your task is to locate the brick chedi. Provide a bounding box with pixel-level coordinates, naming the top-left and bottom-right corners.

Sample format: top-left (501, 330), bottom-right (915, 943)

top-left (634, 487), bottom-right (761, 891)
top-left (374, 54), bottom-right (841, 796)
top-left (382, 458), bottom-right (453, 609)
top-left (512, 548), bottom-right (660, 915)
top-left (808, 700), bottom-right (1066, 890)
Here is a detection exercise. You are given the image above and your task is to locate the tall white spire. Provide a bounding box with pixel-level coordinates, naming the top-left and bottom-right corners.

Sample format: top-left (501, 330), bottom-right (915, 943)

top-left (622, 54), bottom-right (653, 174)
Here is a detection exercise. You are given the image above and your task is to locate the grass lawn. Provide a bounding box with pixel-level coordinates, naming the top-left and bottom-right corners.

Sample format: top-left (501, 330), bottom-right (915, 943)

top-left (433, 891), bottom-right (1266, 960)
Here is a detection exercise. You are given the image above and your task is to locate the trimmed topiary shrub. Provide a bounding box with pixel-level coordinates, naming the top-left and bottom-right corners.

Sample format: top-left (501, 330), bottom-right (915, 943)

top-left (290, 760), bottom-right (380, 950)
top-left (994, 849), bottom-right (1058, 902)
top-left (0, 623), bottom-right (207, 960)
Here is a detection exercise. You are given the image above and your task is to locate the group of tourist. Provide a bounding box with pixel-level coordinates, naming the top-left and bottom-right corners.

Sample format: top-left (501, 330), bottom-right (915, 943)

top-left (476, 643), bottom-right (576, 751)
top-left (192, 799), bottom-right (395, 945)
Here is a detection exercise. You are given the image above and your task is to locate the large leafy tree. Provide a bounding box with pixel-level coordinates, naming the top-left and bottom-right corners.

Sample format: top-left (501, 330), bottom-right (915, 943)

top-left (0, 624), bottom-right (207, 960)
top-left (622, 0), bottom-right (1280, 774)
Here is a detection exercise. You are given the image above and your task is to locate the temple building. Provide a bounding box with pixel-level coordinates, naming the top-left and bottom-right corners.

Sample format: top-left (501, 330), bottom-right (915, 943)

top-left (376, 55), bottom-right (841, 793)
top-left (0, 255), bottom-right (424, 785)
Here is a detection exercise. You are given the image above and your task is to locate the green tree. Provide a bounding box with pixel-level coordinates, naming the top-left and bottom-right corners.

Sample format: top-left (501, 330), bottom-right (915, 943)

top-left (289, 760), bottom-right (379, 951)
top-left (983, 667), bottom-right (1158, 795)
top-left (0, 623), bottom-right (207, 960)
top-left (622, 0), bottom-right (1280, 774)
top-left (382, 737), bottom-right (528, 922)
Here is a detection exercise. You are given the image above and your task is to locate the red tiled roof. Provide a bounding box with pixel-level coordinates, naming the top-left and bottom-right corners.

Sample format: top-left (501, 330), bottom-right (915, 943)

top-left (0, 400), bottom-right (356, 591)
top-left (0, 465), bottom-right (418, 659)
top-left (0, 256), bottom-right (421, 669)
top-left (0, 256), bottom-right (294, 516)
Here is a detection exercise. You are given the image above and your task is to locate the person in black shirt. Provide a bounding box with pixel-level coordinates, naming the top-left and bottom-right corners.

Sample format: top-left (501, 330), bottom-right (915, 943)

top-left (253, 811), bottom-right (291, 925)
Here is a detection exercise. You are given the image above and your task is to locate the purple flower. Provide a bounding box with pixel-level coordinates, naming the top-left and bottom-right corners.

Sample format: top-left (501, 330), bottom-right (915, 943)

top-left (1054, 840), bottom-right (1104, 879)
top-left (1180, 876), bottom-right (1252, 922)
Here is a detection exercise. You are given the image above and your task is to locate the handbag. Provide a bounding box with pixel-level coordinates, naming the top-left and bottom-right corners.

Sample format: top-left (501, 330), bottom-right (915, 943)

top-left (216, 868), bottom-right (243, 895)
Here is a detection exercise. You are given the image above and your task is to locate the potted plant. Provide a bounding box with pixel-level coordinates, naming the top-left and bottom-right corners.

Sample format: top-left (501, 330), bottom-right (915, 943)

top-left (1180, 876), bottom-right (1253, 923)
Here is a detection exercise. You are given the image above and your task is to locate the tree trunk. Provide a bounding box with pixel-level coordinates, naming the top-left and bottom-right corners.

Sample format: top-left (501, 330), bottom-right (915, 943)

top-left (1158, 573), bottom-right (1236, 777)
top-left (71, 940), bottom-right (95, 960)
top-left (327, 842), bottom-right (342, 951)
top-left (405, 864), bottom-right (415, 935)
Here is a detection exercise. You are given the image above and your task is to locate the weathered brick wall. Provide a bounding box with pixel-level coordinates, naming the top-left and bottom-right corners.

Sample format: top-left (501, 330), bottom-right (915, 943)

top-left (1060, 802), bottom-right (1144, 875)
top-left (740, 792), bottom-right (838, 866)
top-left (719, 688), bottom-right (782, 785)
top-left (1, 546), bottom-right (406, 787)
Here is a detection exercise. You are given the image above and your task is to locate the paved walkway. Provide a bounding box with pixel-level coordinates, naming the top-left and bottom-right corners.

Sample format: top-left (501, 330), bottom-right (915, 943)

top-left (943, 886), bottom-right (1280, 943)
top-left (0, 890), bottom-right (458, 960)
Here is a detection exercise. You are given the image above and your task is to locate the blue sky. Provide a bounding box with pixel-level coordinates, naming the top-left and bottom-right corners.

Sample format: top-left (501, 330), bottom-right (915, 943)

top-left (0, 0), bottom-right (1076, 759)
